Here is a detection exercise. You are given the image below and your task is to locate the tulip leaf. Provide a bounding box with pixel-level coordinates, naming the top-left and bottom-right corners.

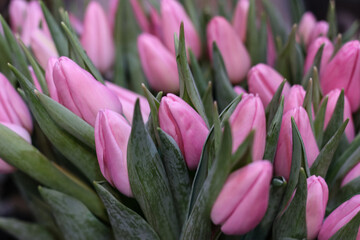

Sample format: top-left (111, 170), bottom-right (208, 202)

top-left (39, 187), bottom-right (111, 240)
top-left (303, 78), bottom-right (314, 127)
top-left (0, 34), bottom-right (16, 85)
top-left (219, 94), bottom-right (243, 124)
top-left (264, 96), bottom-right (284, 162)
top-left (202, 82), bottom-right (214, 126)
top-left (329, 211), bottom-right (360, 240)
top-left (40, 1), bottom-right (68, 56)
top-left (189, 49), bottom-right (207, 97)
top-left (142, 84), bottom-right (161, 144)
top-left (289, 0), bottom-right (305, 24)
top-left (311, 119), bottom-right (348, 178)
top-left (0, 218), bottom-right (55, 240)
top-left (328, 176), bottom-right (360, 213)
top-left (327, 0), bottom-right (337, 41)
top-left (314, 97), bottom-right (328, 147)
top-left (231, 131), bottom-right (254, 171)
top-left (332, 34), bottom-right (342, 59)
top-left (213, 102), bottom-right (222, 160)
top-left (302, 45), bottom-right (324, 88)
top-left (113, 0), bottom-right (126, 87)
top-left (128, 100), bottom-right (180, 239)
top-left (212, 43), bottom-right (237, 111)
top-left (343, 21), bottom-right (360, 43)
top-left (266, 79), bottom-right (286, 130)
top-left (311, 67), bottom-right (322, 113)
top-left (273, 169), bottom-right (307, 239)
top-left (158, 129), bottom-right (191, 226)
top-left (94, 182), bottom-right (160, 240)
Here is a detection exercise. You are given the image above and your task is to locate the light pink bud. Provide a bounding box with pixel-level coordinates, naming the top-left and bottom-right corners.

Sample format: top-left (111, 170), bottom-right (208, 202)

top-left (81, 1), bottom-right (115, 73)
top-left (284, 85), bottom-right (306, 114)
top-left (232, 0), bottom-right (249, 42)
top-left (306, 176), bottom-right (329, 239)
top-left (52, 57), bottom-right (123, 126)
top-left (323, 89), bottom-right (355, 142)
top-left (247, 63), bottom-right (290, 107)
top-left (159, 94), bottom-right (209, 170)
top-left (45, 57), bottom-right (59, 102)
top-left (150, 7), bottom-right (163, 39)
top-left (9, 0), bottom-right (28, 32)
top-left (137, 33), bottom-right (179, 92)
top-left (308, 21), bottom-right (329, 46)
top-left (95, 110), bottom-right (132, 197)
top-left (304, 37), bottom-right (334, 74)
top-left (161, 0), bottom-right (201, 58)
top-left (321, 40), bottom-right (360, 112)
top-left (341, 162), bottom-right (360, 187)
top-left (318, 195), bottom-right (360, 240)
top-left (234, 86), bottom-right (247, 95)
top-left (0, 73), bottom-right (32, 132)
top-left (211, 160), bottom-right (273, 235)
top-left (106, 81), bottom-right (150, 123)
top-left (30, 29), bottom-right (58, 70)
top-left (207, 16), bottom-right (251, 84)
top-left (297, 12), bottom-right (316, 46)
top-left (275, 107), bottom-right (319, 180)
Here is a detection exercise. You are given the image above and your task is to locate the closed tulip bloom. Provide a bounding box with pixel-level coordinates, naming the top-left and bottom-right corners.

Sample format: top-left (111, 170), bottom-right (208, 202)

top-left (284, 85), bottom-right (306, 114)
top-left (45, 57), bottom-right (59, 102)
top-left (9, 0), bottom-right (28, 32)
top-left (297, 12), bottom-right (316, 46)
top-left (341, 162), bottom-right (360, 187)
top-left (308, 21), bottom-right (329, 46)
top-left (81, 1), bottom-right (115, 73)
top-left (95, 110), bottom-right (132, 197)
top-left (324, 89), bottom-right (355, 142)
top-left (159, 94), bottom-right (209, 170)
top-left (275, 107), bottom-right (319, 179)
top-left (229, 94), bottom-right (266, 160)
top-left (211, 160), bottom-right (272, 235)
top-left (130, 0), bottom-right (151, 33)
top-left (321, 40), bottom-right (360, 112)
top-left (106, 81), bottom-right (150, 123)
top-left (247, 63), bottom-right (290, 107)
top-left (207, 16), bottom-right (251, 84)
top-left (306, 176), bottom-right (329, 239)
top-left (29, 67), bottom-right (42, 93)
top-left (30, 29), bottom-right (58, 69)
top-left (52, 57), bottom-right (123, 126)
top-left (0, 73), bottom-right (32, 132)
top-left (161, 0), bottom-right (201, 58)
top-left (234, 86), bottom-right (247, 95)
top-left (304, 37), bottom-right (334, 74)
top-left (318, 195), bottom-right (360, 240)
top-left (232, 0), bottom-right (249, 42)
top-left (138, 33), bottom-right (179, 92)
top-left (267, 26), bottom-right (277, 66)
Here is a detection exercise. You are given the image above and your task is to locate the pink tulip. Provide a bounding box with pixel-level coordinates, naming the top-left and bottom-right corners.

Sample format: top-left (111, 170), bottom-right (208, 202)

top-left (69, 13), bottom-right (84, 35)
top-left (341, 162), bottom-right (360, 187)
top-left (149, 7), bottom-right (163, 39)
top-left (0, 122), bottom-right (32, 174)
top-left (267, 25), bottom-right (277, 67)
top-left (106, 81), bottom-right (150, 123)
top-left (234, 86), bottom-right (247, 95)
top-left (321, 40), bottom-right (360, 112)
top-left (158, 94), bottom-right (209, 170)
top-left (211, 160), bottom-right (272, 235)
top-left (207, 16), bottom-right (251, 84)
top-left (137, 33), bottom-right (179, 92)
top-left (52, 57), bottom-right (122, 126)
top-left (95, 110), bottom-right (132, 197)
top-left (130, 0), bottom-right (151, 33)
top-left (0, 73), bottom-right (32, 132)
top-left (308, 21), bottom-right (329, 46)
top-left (284, 85), bottom-right (306, 114)
top-left (297, 12), bottom-right (317, 46)
top-left (232, 0), bottom-right (249, 42)
top-left (30, 29), bottom-right (58, 70)
top-left (9, 0), bottom-right (28, 32)
top-left (306, 176), bottom-right (329, 239)
top-left (28, 67), bottom-right (42, 93)
top-left (323, 89), bottom-right (355, 142)
top-left (108, 0), bottom-right (118, 30)
top-left (247, 63), bottom-right (290, 107)
top-left (304, 37), bottom-right (334, 74)
top-left (318, 195), bottom-right (360, 240)
top-left (81, 1), bottom-right (115, 73)
top-left (275, 107), bottom-right (319, 180)
top-left (45, 57), bottom-right (59, 102)
top-left (229, 94), bottom-right (266, 160)
top-left (161, 0), bottom-right (201, 58)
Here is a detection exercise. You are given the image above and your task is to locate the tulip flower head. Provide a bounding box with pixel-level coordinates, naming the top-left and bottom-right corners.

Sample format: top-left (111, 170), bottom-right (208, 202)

top-left (298, 12), bottom-right (317, 46)
top-left (304, 37), bottom-right (334, 74)
top-left (232, 0), bottom-right (249, 43)
top-left (341, 162), bottom-right (360, 187)
top-left (30, 29), bottom-right (59, 69)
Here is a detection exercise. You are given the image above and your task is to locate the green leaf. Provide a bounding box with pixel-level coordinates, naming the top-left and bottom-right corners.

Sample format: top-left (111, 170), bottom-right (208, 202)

top-left (202, 82), bottom-right (214, 126)
top-left (39, 187), bottom-right (111, 240)
top-left (302, 45), bottom-right (324, 87)
top-left (189, 49), bottom-right (207, 97)
top-left (303, 78), bottom-right (314, 126)
top-left (311, 67), bottom-right (323, 113)
top-left (329, 211), bottom-right (360, 240)
top-left (0, 218), bottom-right (55, 240)
top-left (182, 0), bottom-right (200, 34)
top-left (213, 102), bottom-right (222, 161)
top-left (343, 21), bottom-right (360, 43)
top-left (113, 0), bottom-right (126, 87)
top-left (94, 182), bottom-right (160, 240)
top-left (332, 34), bottom-right (342, 59)
top-left (289, 0), bottom-right (305, 24)
top-left (142, 84), bottom-right (161, 144)
top-left (328, 176), bottom-right (360, 212)
top-left (128, 101), bottom-right (179, 239)
top-left (266, 80), bottom-right (286, 130)
top-left (327, 0), bottom-right (337, 41)
top-left (0, 34), bottom-right (16, 85)
top-left (219, 94), bottom-right (243, 124)
top-left (314, 96), bottom-right (328, 147)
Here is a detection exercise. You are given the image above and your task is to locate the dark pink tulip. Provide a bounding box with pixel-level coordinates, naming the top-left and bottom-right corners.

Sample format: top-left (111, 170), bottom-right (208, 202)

top-left (275, 107), bottom-right (319, 180)
top-left (130, 0), bottom-right (151, 33)
top-left (207, 16), bottom-right (251, 84)
top-left (229, 94), bottom-right (266, 160)
top-left (30, 29), bottom-right (58, 69)
top-left (52, 57), bottom-right (123, 126)
top-left (341, 162), bottom-right (360, 187)
top-left (304, 37), bottom-right (334, 74)
top-left (297, 12), bottom-right (316, 46)
top-left (211, 161), bottom-right (272, 235)
top-left (232, 0), bottom-right (249, 43)
top-left (158, 94), bottom-right (209, 170)
top-left (308, 21), bottom-right (329, 46)
top-left (45, 57), bottom-right (59, 102)
top-left (9, 0), bottom-right (27, 32)
top-left (95, 110), bottom-right (132, 197)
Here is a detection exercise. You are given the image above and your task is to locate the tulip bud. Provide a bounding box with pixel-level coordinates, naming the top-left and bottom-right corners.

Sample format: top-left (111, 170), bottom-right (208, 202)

top-left (267, 26), bottom-right (277, 66)
top-left (247, 63), bottom-right (290, 107)
top-left (321, 40), bottom-right (360, 112)
top-left (29, 67), bottom-right (42, 93)
top-left (229, 94), bottom-right (266, 160)
top-left (308, 21), bottom-right (329, 46)
top-left (45, 57), bottom-right (59, 102)
top-left (207, 16), bottom-right (251, 84)
top-left (211, 160), bottom-right (272, 235)
top-left (9, 0), bottom-right (28, 32)
top-left (318, 195), bottom-right (360, 240)
top-left (0, 122), bottom-right (32, 174)
top-left (108, 0), bottom-right (118, 30)
top-left (284, 85), bottom-right (306, 114)
top-left (275, 107), bottom-right (319, 180)
top-left (234, 86), bottom-right (247, 95)
top-left (324, 89), bottom-right (355, 142)
top-left (232, 0), bottom-right (249, 43)
top-left (158, 94), bottom-right (209, 170)
top-left (304, 37), bottom-right (334, 74)
top-left (0, 73), bottom-right (32, 132)
top-left (52, 57), bottom-right (123, 126)
top-left (306, 176), bottom-right (329, 239)
top-left (130, 0), bottom-right (151, 33)
top-left (106, 81), bottom-right (150, 123)
top-left (341, 162), bottom-right (360, 187)
top-left (161, 0), bottom-right (201, 58)
top-left (150, 7), bottom-right (163, 39)
top-left (137, 33), bottom-right (179, 92)
top-left (95, 110), bottom-right (132, 197)
top-left (297, 12), bottom-right (316, 46)
top-left (81, 1), bottom-right (115, 73)
top-left (30, 29), bottom-right (58, 69)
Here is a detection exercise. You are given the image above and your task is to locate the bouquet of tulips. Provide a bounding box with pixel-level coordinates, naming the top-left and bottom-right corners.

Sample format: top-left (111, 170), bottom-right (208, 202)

top-left (0, 0), bottom-right (360, 239)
